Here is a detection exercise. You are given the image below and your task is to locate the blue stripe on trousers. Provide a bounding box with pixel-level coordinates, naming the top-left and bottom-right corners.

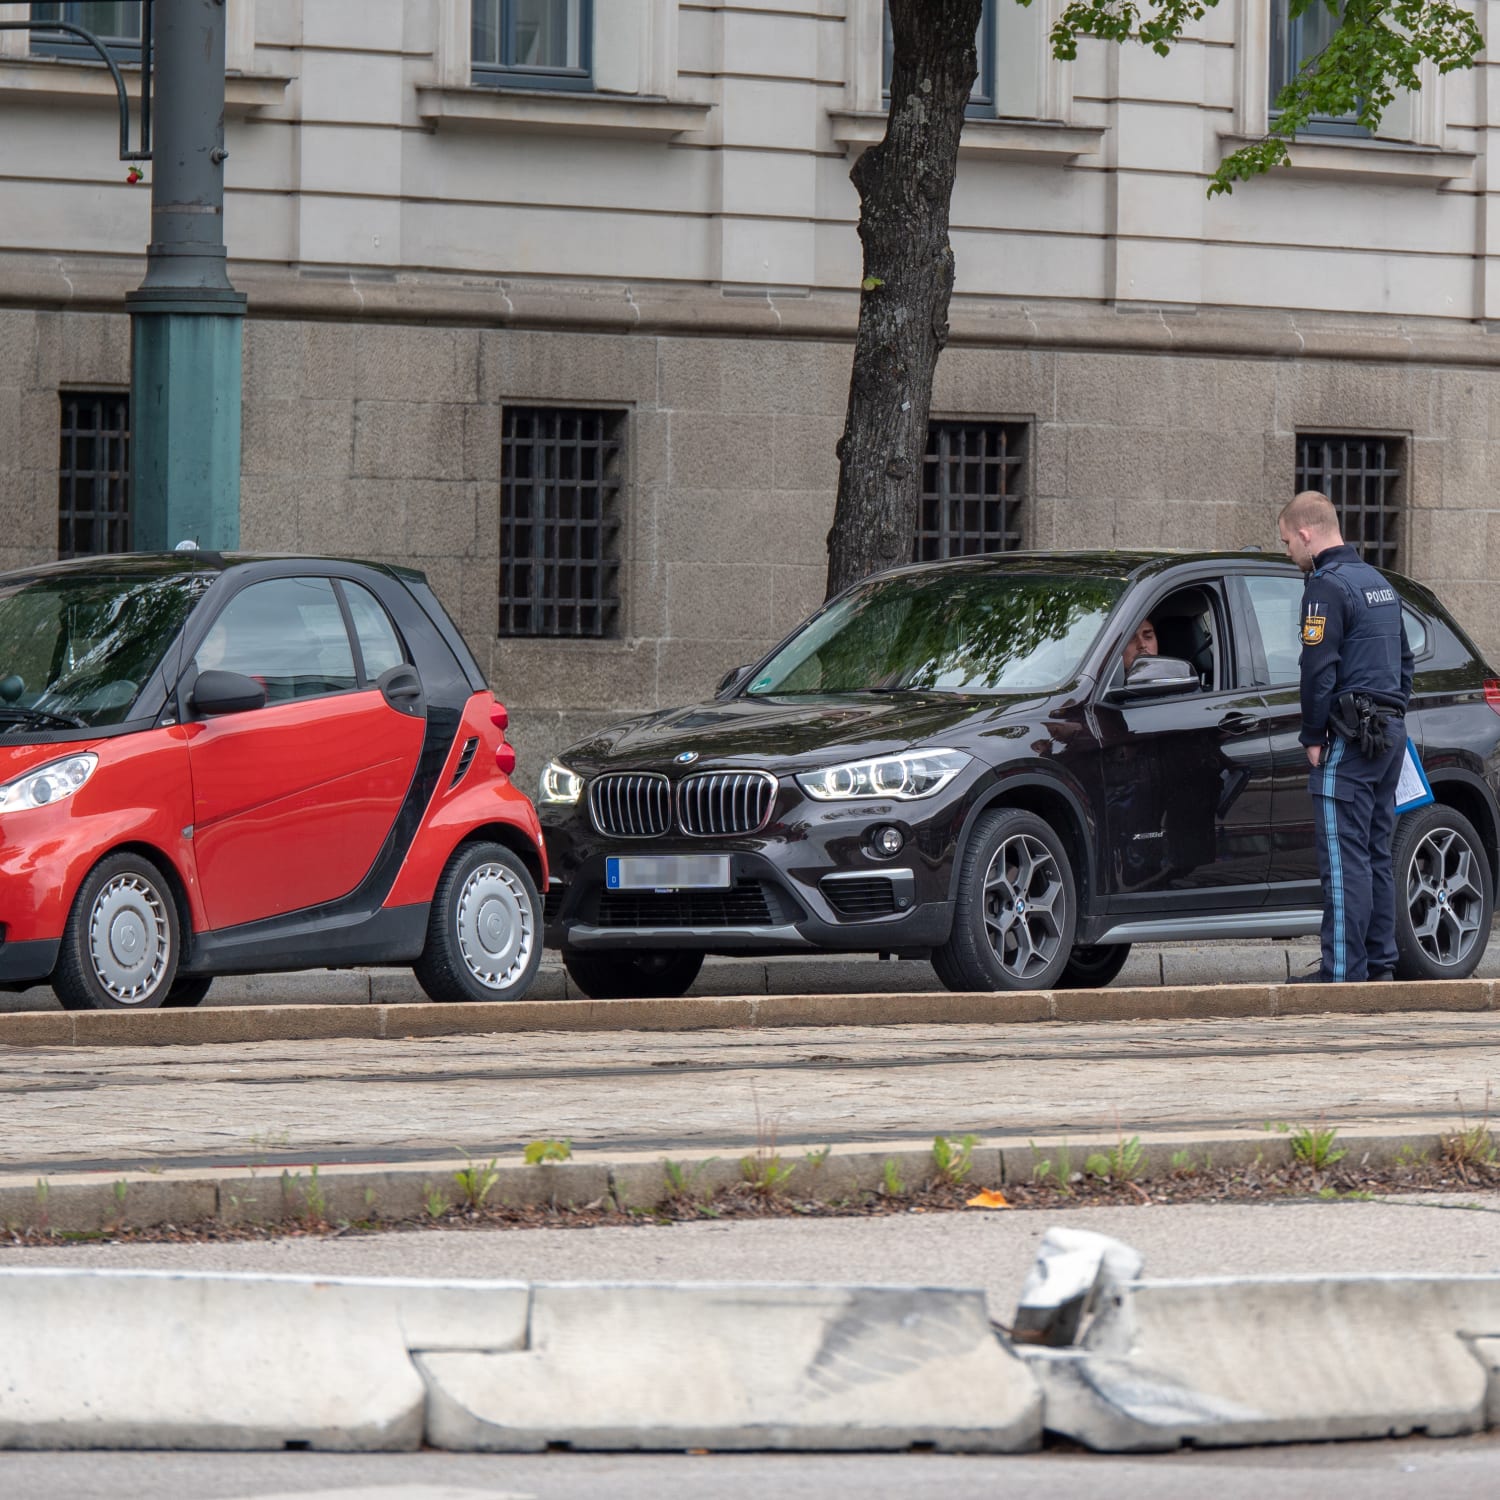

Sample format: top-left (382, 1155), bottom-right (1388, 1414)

top-left (1322, 738), bottom-right (1347, 981)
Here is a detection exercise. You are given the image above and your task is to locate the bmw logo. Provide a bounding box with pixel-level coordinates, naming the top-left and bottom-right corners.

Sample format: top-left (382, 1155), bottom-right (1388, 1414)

top-left (675, 750), bottom-right (699, 764)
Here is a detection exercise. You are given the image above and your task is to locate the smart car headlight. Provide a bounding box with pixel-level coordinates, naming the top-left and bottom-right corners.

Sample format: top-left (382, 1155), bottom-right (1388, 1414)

top-left (538, 759), bottom-right (585, 806)
top-left (796, 748), bottom-right (970, 802)
top-left (0, 753), bottom-right (98, 811)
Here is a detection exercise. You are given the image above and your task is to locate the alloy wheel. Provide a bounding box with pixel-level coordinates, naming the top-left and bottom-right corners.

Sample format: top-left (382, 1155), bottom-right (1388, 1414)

top-left (982, 832), bottom-right (1067, 982)
top-left (1406, 826), bottom-right (1486, 969)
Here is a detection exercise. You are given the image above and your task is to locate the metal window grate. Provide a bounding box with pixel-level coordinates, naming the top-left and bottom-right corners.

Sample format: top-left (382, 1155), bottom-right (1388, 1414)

top-left (1295, 433), bottom-right (1403, 571)
top-left (500, 406), bottom-right (622, 638)
top-left (915, 421), bottom-right (1027, 561)
top-left (57, 391), bottom-right (131, 559)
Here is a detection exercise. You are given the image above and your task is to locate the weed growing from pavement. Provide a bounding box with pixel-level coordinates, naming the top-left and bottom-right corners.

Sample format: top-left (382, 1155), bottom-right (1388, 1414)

top-left (1439, 1088), bottom-right (1497, 1180)
top-left (453, 1155), bottom-right (502, 1210)
top-left (523, 1139), bottom-right (572, 1166)
top-left (1085, 1134), bottom-right (1146, 1184)
top-left (740, 1150), bottom-right (796, 1198)
top-left (931, 1133), bottom-right (979, 1187)
top-left (880, 1158), bottom-right (907, 1198)
top-left (1030, 1141), bottom-right (1075, 1194)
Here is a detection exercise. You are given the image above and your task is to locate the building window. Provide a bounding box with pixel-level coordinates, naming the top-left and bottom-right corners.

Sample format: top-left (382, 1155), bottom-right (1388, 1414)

top-left (500, 406), bottom-right (622, 638)
top-left (1268, 0), bottom-right (1364, 136)
top-left (472, 0), bottom-right (593, 91)
top-left (57, 391), bottom-right (131, 559)
top-left (914, 422), bottom-right (1026, 561)
top-left (29, 2), bottom-right (143, 64)
top-left (1295, 433), bottom-right (1402, 570)
top-left (883, 0), bottom-right (996, 118)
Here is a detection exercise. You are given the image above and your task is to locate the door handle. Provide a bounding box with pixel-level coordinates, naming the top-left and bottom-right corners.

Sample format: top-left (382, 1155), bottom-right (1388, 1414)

top-left (1217, 712), bottom-right (1260, 735)
top-left (377, 663), bottom-right (424, 713)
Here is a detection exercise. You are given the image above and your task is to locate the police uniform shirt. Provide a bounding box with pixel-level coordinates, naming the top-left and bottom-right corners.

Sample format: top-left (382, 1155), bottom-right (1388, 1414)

top-left (1297, 543), bottom-right (1413, 748)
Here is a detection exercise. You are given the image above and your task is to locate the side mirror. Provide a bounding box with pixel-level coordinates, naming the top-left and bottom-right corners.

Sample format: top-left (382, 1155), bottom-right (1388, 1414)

top-left (1109, 655), bottom-right (1200, 700)
top-left (716, 664), bottom-right (751, 697)
top-left (189, 669), bottom-right (267, 717)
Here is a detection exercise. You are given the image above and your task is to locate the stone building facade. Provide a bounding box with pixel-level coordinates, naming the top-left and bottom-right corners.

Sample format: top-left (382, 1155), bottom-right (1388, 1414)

top-left (2, 0), bottom-right (1499, 774)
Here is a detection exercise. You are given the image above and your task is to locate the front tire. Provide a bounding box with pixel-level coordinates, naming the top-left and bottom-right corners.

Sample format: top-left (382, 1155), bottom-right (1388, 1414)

top-left (1056, 942), bottom-right (1131, 990)
top-left (933, 807), bottom-right (1078, 993)
top-left (414, 841), bottom-right (543, 1003)
top-left (53, 853), bottom-right (180, 1012)
top-left (1392, 803), bottom-right (1494, 980)
top-left (562, 948), bottom-right (705, 1000)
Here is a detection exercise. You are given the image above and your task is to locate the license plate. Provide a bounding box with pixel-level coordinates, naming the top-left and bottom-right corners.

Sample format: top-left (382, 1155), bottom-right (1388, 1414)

top-left (606, 854), bottom-right (731, 891)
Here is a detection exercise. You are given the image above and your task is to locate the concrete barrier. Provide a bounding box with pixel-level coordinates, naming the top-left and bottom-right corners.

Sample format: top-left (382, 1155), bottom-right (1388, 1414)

top-left (0, 1272), bottom-right (1041, 1453)
top-left (0, 1269), bottom-right (528, 1451)
top-left (419, 1283), bottom-right (1042, 1452)
top-left (1025, 1274), bottom-right (1500, 1450)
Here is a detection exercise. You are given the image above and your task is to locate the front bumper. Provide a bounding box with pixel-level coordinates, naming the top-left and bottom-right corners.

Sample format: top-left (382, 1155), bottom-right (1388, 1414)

top-left (540, 786), bottom-right (962, 956)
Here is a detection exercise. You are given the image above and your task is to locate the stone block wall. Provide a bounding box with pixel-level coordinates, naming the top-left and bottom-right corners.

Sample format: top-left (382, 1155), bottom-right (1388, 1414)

top-left (5, 309), bottom-right (1500, 781)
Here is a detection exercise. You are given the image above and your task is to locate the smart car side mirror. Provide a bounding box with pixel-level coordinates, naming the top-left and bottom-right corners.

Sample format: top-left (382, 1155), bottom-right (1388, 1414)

top-left (1110, 655), bottom-right (1200, 699)
top-left (189, 669), bottom-right (267, 717)
top-left (716, 664), bottom-right (752, 697)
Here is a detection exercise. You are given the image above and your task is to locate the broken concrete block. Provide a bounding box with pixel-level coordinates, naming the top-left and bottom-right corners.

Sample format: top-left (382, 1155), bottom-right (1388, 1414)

top-left (1011, 1226), bottom-right (1145, 1347)
top-left (420, 1282), bottom-right (1043, 1452)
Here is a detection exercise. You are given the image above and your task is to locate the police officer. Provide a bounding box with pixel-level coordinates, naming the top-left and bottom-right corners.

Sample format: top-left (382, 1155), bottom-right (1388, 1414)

top-left (1278, 491), bottom-right (1413, 982)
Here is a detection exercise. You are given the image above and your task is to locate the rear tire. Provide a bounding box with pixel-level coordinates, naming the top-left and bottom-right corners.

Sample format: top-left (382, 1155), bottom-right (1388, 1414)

top-left (1392, 803), bottom-right (1494, 980)
top-left (53, 852), bottom-right (180, 1012)
top-left (932, 808), bottom-right (1078, 993)
top-left (1056, 942), bottom-right (1131, 990)
top-left (414, 841), bottom-right (543, 1003)
top-left (562, 948), bottom-right (705, 1000)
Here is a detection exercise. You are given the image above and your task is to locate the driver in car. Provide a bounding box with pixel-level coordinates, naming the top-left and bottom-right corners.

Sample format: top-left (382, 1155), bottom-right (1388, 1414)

top-left (1123, 617), bottom-right (1157, 671)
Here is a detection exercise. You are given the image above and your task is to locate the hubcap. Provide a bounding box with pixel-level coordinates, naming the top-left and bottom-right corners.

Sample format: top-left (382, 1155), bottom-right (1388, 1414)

top-left (88, 873), bottom-right (170, 1004)
top-left (1406, 827), bottom-right (1485, 968)
top-left (455, 862), bottom-right (535, 990)
top-left (982, 833), bottom-right (1067, 982)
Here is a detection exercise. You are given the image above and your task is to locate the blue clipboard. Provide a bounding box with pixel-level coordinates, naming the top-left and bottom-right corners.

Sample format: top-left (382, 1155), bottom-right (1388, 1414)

top-left (1394, 738), bottom-right (1434, 814)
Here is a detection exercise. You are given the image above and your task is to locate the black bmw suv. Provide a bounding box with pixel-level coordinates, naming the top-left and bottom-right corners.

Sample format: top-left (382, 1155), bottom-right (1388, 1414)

top-left (538, 552), bottom-right (1500, 997)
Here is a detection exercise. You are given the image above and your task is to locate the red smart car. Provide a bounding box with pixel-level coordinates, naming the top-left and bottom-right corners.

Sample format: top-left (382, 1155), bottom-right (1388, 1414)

top-left (0, 552), bottom-right (545, 1011)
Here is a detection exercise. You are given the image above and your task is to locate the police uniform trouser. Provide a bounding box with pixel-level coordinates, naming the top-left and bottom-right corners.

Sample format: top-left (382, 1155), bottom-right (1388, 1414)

top-left (1311, 717), bottom-right (1405, 981)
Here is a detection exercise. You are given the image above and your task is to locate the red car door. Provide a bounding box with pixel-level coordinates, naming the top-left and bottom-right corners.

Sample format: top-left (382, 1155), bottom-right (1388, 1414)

top-left (183, 575), bottom-right (425, 930)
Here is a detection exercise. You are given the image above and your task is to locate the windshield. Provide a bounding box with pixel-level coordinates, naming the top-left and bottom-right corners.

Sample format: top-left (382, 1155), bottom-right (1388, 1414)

top-left (746, 571), bottom-right (1127, 697)
top-left (0, 572), bottom-right (209, 728)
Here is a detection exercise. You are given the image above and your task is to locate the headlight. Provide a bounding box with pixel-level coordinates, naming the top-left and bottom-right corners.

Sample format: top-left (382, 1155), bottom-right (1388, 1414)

top-left (0, 753), bottom-right (98, 811)
top-left (538, 759), bottom-right (585, 806)
top-left (796, 748), bottom-right (970, 802)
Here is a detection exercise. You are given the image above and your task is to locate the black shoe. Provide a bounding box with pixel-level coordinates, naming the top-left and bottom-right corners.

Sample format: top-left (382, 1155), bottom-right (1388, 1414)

top-left (1286, 970), bottom-right (1338, 983)
top-left (1368, 969), bottom-right (1395, 982)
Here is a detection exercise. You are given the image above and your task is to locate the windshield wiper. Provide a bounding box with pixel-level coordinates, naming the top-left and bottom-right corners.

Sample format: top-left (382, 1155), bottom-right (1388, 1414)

top-left (0, 706), bottom-right (88, 730)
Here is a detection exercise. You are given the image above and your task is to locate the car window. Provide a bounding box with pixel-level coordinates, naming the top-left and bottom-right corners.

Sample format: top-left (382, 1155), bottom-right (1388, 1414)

top-left (197, 577), bottom-right (357, 705)
top-left (341, 580), bottom-right (407, 681)
top-left (1243, 575), bottom-right (1305, 686)
top-left (0, 572), bottom-right (209, 727)
top-left (1121, 584), bottom-right (1223, 692)
top-left (1402, 606), bottom-right (1428, 658)
top-left (746, 571), bottom-right (1128, 696)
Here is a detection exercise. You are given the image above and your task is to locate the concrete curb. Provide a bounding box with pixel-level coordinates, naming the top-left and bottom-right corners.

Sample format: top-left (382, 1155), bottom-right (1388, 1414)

top-left (0, 1127), bottom-right (1475, 1237)
top-left (0, 977), bottom-right (1493, 1049)
top-left (0, 1271), bottom-right (1041, 1453)
top-left (1025, 1274), bottom-right (1500, 1450)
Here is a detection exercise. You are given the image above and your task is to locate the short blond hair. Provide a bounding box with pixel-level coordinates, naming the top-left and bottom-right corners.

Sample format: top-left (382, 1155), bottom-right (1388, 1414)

top-left (1279, 490), bottom-right (1339, 533)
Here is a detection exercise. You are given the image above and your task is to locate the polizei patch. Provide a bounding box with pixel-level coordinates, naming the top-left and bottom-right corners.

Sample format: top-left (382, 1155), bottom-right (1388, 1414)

top-left (1364, 586), bottom-right (1396, 606)
top-left (1302, 604), bottom-right (1327, 645)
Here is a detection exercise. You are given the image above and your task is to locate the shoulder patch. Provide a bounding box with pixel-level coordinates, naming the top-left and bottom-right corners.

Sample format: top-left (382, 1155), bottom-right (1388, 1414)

top-left (1302, 604), bottom-right (1326, 646)
top-left (1364, 585), bottom-right (1396, 607)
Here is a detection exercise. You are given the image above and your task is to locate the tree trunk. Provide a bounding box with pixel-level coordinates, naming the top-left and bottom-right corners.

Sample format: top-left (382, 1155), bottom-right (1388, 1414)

top-left (824, 0), bottom-right (981, 600)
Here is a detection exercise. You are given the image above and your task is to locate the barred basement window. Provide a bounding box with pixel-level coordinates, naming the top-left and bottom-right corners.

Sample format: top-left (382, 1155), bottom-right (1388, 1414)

top-left (914, 421), bottom-right (1027, 561)
top-left (57, 391), bottom-right (131, 559)
top-left (500, 406), bottom-right (622, 638)
top-left (1295, 433), bottom-right (1403, 571)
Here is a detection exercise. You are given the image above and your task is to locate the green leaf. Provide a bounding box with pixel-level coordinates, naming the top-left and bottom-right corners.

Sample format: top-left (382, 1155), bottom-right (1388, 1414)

top-left (861, 275), bottom-right (885, 291)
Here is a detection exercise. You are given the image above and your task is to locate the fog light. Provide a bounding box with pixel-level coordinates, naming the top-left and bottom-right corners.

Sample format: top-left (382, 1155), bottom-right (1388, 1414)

top-left (873, 825), bottom-right (904, 857)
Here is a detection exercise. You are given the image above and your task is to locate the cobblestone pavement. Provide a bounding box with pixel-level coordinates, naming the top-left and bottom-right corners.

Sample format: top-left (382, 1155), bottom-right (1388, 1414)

top-left (5, 1010), bottom-right (1498, 1175)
